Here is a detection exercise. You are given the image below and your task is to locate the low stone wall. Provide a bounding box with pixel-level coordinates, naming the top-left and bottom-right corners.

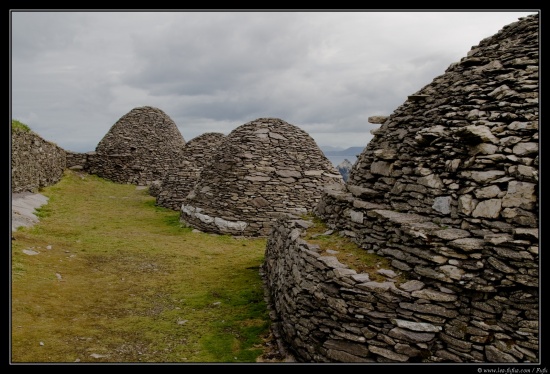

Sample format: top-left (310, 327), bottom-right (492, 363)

top-left (66, 150), bottom-right (167, 186)
top-left (11, 129), bottom-right (67, 193)
top-left (85, 152), bottom-right (154, 185)
top-left (65, 150), bottom-right (92, 171)
top-left (262, 217), bottom-right (539, 363)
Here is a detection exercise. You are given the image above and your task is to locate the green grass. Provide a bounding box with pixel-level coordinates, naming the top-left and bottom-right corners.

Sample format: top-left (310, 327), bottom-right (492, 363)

top-left (11, 170), bottom-right (271, 363)
top-left (11, 119), bottom-right (31, 133)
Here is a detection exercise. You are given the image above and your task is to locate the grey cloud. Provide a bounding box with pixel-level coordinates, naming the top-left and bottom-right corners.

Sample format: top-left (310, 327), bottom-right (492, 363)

top-left (121, 12), bottom-right (312, 97)
top-left (11, 11), bottom-right (536, 154)
top-left (11, 12), bottom-right (90, 61)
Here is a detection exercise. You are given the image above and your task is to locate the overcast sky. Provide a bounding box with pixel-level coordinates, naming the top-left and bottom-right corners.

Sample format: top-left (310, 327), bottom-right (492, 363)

top-left (10, 10), bottom-right (538, 153)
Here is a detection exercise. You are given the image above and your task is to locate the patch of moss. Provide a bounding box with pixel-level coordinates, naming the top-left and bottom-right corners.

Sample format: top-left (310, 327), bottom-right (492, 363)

top-left (302, 214), bottom-right (407, 284)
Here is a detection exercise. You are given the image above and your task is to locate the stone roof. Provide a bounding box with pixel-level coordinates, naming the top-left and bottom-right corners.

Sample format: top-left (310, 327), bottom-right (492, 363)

top-left (90, 106), bottom-right (186, 185)
top-left (180, 117), bottom-right (344, 236)
top-left (180, 132), bottom-right (226, 168)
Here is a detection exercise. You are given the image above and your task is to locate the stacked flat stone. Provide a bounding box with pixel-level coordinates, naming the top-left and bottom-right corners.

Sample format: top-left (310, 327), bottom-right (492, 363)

top-left (180, 132), bottom-right (226, 168)
top-left (180, 118), bottom-right (344, 236)
top-left (155, 132), bottom-right (225, 210)
top-left (264, 13), bottom-right (539, 363)
top-left (11, 128), bottom-right (66, 193)
top-left (86, 106), bottom-right (187, 186)
top-left (264, 218), bottom-right (538, 363)
top-left (66, 151), bottom-right (88, 171)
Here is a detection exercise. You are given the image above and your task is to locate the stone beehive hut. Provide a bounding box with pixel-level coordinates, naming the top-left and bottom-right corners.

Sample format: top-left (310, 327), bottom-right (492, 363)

top-left (180, 118), bottom-right (344, 236)
top-left (180, 132), bottom-right (226, 168)
top-left (86, 106), bottom-right (186, 186)
top-left (155, 132), bottom-right (226, 211)
top-left (263, 14), bottom-right (539, 362)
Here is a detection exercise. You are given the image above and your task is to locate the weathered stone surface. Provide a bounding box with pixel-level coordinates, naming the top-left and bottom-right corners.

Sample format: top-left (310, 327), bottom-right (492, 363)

top-left (448, 238), bottom-right (486, 252)
top-left (347, 185), bottom-right (379, 198)
top-left (472, 199), bottom-right (502, 218)
top-left (370, 161), bottom-right (393, 176)
top-left (485, 345), bottom-right (518, 363)
top-left (411, 289), bottom-right (457, 302)
top-left (433, 228), bottom-right (470, 240)
top-left (418, 174), bottom-right (444, 189)
top-left (512, 142), bottom-right (538, 156)
top-left (432, 196), bottom-right (452, 214)
top-left (514, 228), bottom-right (538, 240)
top-left (388, 327), bottom-right (436, 342)
top-left (368, 116), bottom-right (388, 124)
top-left (357, 281), bottom-right (395, 293)
top-left (399, 280), bottom-right (425, 292)
top-left (393, 319), bottom-right (441, 332)
top-left (502, 181), bottom-right (537, 210)
top-left (349, 210), bottom-right (364, 224)
top-left (454, 125), bottom-right (499, 144)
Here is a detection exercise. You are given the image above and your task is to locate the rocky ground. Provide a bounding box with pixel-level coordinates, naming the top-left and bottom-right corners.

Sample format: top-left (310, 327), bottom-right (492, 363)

top-left (11, 192), bottom-right (49, 233)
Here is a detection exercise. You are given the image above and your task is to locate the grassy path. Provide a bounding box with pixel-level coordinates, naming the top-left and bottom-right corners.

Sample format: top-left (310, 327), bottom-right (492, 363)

top-left (11, 170), bottom-right (271, 363)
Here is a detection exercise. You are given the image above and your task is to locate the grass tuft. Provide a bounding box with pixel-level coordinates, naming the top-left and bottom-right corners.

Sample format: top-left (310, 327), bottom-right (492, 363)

top-left (11, 119), bottom-right (31, 133)
top-left (303, 214), bottom-right (407, 284)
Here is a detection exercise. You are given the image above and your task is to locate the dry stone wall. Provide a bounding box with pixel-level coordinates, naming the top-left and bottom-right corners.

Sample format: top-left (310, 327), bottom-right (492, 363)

top-left (155, 132), bottom-right (225, 210)
top-left (180, 118), bottom-right (344, 237)
top-left (263, 13), bottom-right (539, 363)
top-left (263, 218), bottom-right (538, 363)
top-left (11, 129), bottom-right (66, 193)
top-left (86, 106), bottom-right (187, 186)
top-left (65, 151), bottom-right (90, 171)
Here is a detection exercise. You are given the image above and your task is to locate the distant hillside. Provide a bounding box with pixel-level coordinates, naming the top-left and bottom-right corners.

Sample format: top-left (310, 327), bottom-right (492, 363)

top-left (320, 146), bottom-right (363, 170)
top-left (320, 146), bottom-right (364, 157)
